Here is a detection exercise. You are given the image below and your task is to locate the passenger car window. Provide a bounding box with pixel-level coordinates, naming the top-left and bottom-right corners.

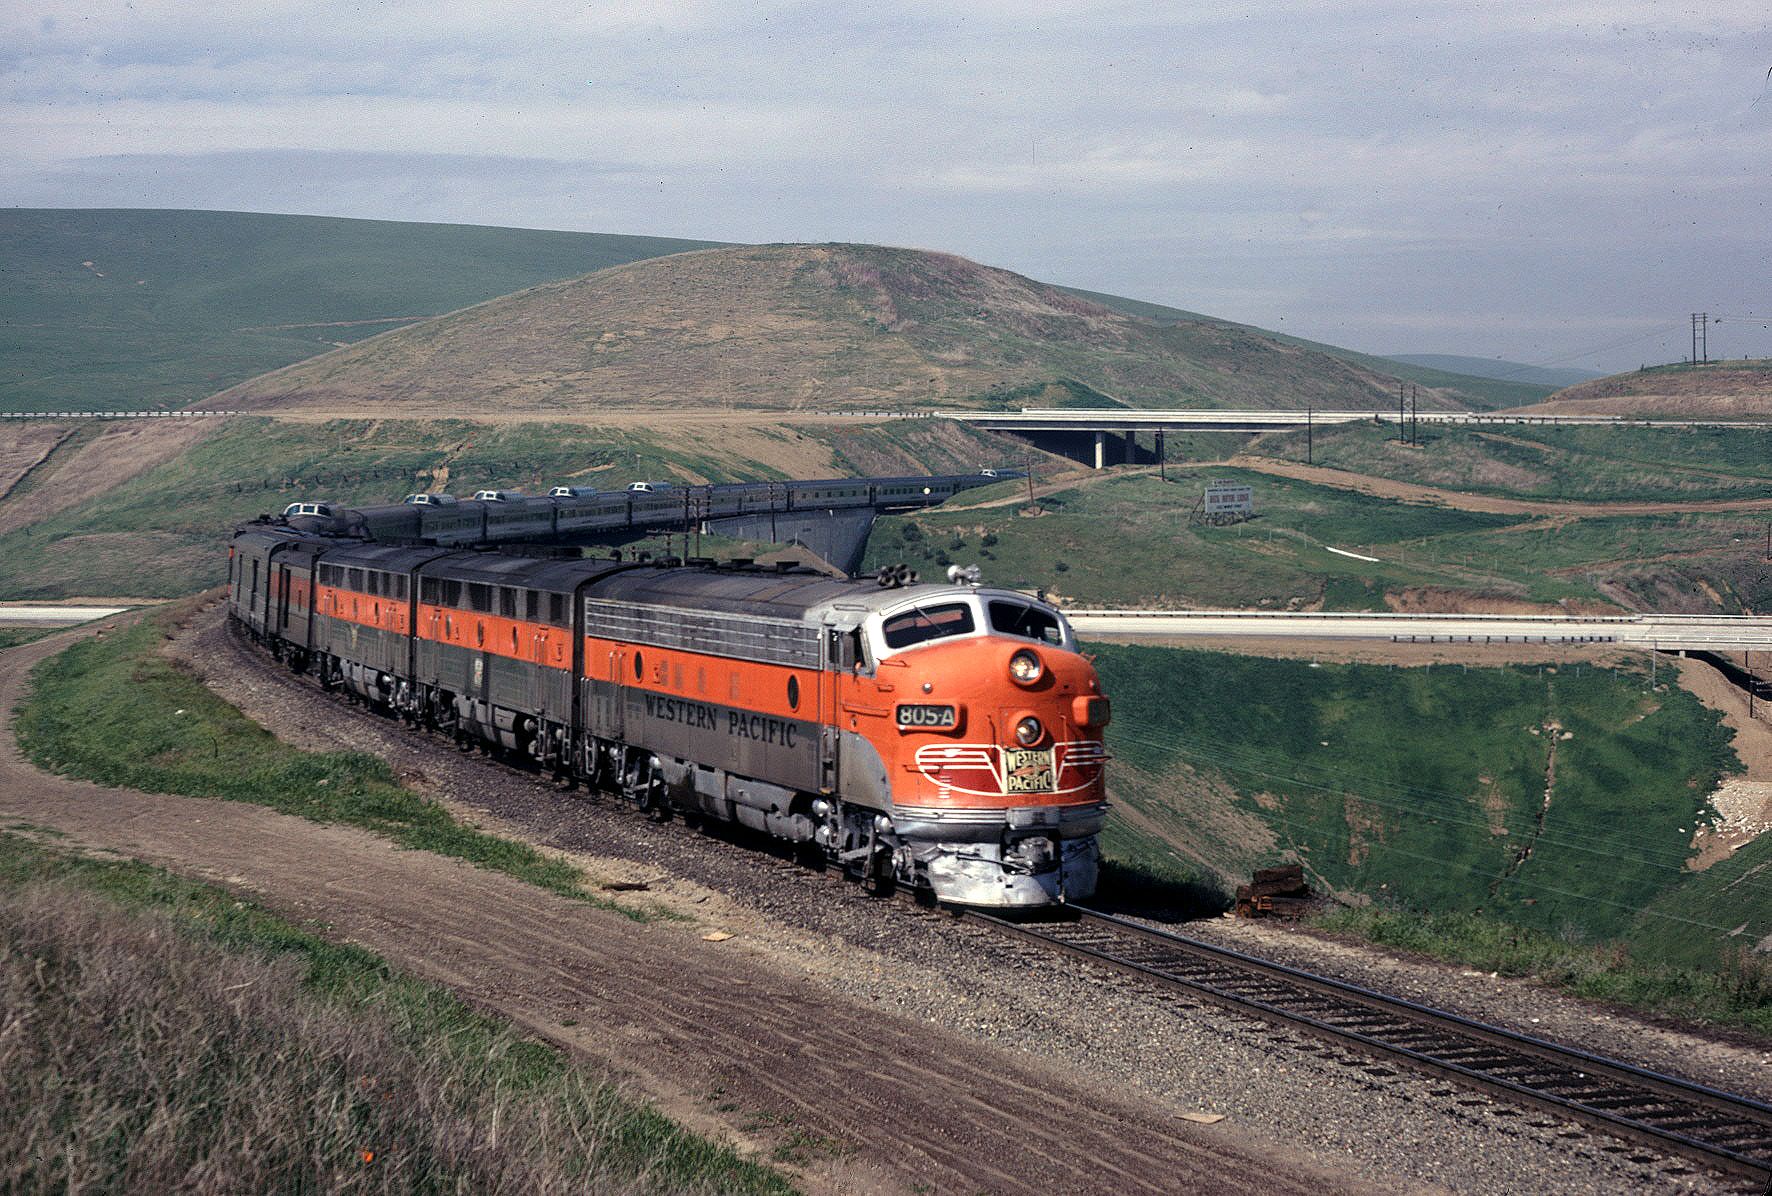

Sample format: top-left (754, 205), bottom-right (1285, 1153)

top-left (988, 601), bottom-right (1064, 645)
top-left (881, 603), bottom-right (975, 649)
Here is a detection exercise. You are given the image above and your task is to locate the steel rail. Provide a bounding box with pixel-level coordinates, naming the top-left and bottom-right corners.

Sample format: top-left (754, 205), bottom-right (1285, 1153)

top-left (968, 906), bottom-right (1772, 1185)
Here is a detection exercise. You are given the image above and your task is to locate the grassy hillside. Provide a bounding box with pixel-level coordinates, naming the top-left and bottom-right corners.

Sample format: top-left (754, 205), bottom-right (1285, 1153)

top-left (1251, 422), bottom-right (1772, 503)
top-left (0, 415), bottom-right (1017, 598)
top-left (1531, 360), bottom-right (1772, 419)
top-left (862, 467), bottom-right (1770, 612)
top-left (1063, 286), bottom-right (1554, 410)
top-left (1093, 643), bottom-right (1761, 976)
top-left (208, 243), bottom-right (1470, 416)
top-left (1385, 354), bottom-right (1602, 390)
top-left (0, 209), bottom-right (719, 414)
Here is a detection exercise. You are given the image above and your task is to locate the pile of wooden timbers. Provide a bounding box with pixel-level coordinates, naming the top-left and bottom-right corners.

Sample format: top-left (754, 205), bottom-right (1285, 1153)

top-left (1234, 864), bottom-right (1312, 918)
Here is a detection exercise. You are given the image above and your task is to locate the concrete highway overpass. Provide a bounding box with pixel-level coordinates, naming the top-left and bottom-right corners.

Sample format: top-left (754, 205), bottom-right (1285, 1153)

top-left (1065, 609), bottom-right (1772, 652)
top-left (940, 408), bottom-right (1772, 467)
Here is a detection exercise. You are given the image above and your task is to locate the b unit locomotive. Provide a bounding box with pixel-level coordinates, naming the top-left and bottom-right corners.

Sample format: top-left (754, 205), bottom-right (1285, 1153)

top-left (228, 529), bottom-right (1110, 907)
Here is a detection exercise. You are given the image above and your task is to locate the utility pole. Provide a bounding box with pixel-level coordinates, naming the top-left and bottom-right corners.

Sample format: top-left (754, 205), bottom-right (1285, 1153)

top-left (1398, 382), bottom-right (1406, 444)
top-left (1156, 430), bottom-right (1166, 481)
top-left (1750, 650), bottom-right (1757, 720)
top-left (1026, 454), bottom-right (1035, 506)
top-left (1410, 386), bottom-right (1419, 446)
top-left (1692, 312), bottom-right (1709, 364)
top-left (1306, 405), bottom-right (1313, 465)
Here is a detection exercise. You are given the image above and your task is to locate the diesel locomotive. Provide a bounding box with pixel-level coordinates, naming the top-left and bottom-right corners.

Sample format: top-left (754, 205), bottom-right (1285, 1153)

top-left (228, 527), bottom-right (1111, 907)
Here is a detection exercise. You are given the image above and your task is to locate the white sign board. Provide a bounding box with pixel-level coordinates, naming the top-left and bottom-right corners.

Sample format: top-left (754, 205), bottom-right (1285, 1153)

top-left (1202, 482), bottom-right (1254, 515)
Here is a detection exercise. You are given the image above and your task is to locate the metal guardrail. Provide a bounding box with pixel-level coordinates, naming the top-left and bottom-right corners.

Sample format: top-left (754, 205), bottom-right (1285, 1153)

top-left (1064, 610), bottom-right (1772, 650)
top-left (0, 410), bottom-right (243, 419)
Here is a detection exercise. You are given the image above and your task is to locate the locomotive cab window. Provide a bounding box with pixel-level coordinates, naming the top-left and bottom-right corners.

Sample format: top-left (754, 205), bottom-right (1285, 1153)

top-left (880, 602), bottom-right (975, 650)
top-left (987, 601), bottom-right (1068, 647)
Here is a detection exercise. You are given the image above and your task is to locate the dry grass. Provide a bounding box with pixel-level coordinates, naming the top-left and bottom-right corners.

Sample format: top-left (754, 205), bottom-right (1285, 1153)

top-left (0, 873), bottom-right (788, 1195)
top-left (207, 243), bottom-right (1429, 416)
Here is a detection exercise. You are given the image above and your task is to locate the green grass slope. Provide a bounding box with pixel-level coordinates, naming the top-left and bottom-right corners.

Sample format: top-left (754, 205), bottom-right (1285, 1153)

top-left (0, 415), bottom-right (1015, 599)
top-left (1092, 644), bottom-right (1753, 969)
top-left (1062, 286), bottom-right (1555, 410)
top-left (863, 466), bottom-right (1770, 611)
top-left (210, 243), bottom-right (1463, 416)
top-left (0, 209), bottom-right (720, 413)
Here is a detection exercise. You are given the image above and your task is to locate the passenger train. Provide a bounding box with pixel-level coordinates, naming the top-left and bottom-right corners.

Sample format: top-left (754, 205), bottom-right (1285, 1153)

top-left (228, 521), bottom-right (1111, 907)
top-left (277, 475), bottom-right (975, 547)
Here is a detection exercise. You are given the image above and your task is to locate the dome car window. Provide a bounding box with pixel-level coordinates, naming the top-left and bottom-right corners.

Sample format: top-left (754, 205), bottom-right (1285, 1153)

top-left (988, 601), bottom-right (1064, 645)
top-left (881, 602), bottom-right (975, 649)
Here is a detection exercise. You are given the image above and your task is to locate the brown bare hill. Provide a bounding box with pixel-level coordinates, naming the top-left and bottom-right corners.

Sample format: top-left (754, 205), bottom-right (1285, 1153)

top-left (1521, 360), bottom-right (1772, 419)
top-left (202, 244), bottom-right (1469, 415)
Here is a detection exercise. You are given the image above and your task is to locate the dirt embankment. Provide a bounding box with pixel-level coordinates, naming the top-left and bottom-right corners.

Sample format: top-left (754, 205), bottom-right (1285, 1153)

top-left (0, 419), bottom-right (219, 536)
top-left (1672, 654), bottom-right (1772, 869)
top-left (0, 623), bottom-right (1353, 1196)
top-left (1515, 363), bottom-right (1772, 420)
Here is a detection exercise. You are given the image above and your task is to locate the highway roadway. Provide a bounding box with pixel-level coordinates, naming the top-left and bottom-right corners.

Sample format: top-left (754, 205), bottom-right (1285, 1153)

top-left (0, 605), bottom-right (130, 625)
top-left (943, 408), bottom-right (1772, 433)
top-left (1065, 609), bottom-right (1772, 651)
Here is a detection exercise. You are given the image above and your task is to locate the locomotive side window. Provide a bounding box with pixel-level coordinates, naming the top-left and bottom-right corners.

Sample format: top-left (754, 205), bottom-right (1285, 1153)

top-left (349, 568), bottom-right (365, 593)
top-left (548, 593), bottom-right (566, 626)
top-left (421, 576), bottom-right (439, 604)
top-left (881, 602), bottom-right (975, 649)
top-left (988, 601), bottom-right (1065, 646)
top-left (467, 583), bottom-right (491, 613)
top-left (526, 590), bottom-right (539, 621)
top-left (500, 587), bottom-right (517, 618)
top-left (441, 579), bottom-right (463, 608)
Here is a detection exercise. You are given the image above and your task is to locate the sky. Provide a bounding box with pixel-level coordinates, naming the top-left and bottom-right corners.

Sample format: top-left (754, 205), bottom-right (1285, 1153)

top-left (6, 1), bottom-right (1771, 372)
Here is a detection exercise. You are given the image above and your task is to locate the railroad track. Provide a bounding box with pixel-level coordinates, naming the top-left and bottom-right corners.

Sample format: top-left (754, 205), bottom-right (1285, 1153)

top-left (971, 906), bottom-right (1772, 1188)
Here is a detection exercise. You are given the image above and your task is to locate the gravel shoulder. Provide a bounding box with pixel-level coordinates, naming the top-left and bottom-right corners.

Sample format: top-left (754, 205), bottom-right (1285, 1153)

top-left (2, 613), bottom-right (1365, 1196)
top-left (137, 599), bottom-right (1772, 1193)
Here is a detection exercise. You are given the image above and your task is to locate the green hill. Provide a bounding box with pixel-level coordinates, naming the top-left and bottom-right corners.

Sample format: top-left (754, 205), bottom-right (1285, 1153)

top-left (4, 209), bottom-right (1543, 417)
top-left (1093, 643), bottom-right (1759, 979)
top-left (1063, 287), bottom-right (1554, 410)
top-left (1385, 353), bottom-right (1601, 390)
top-left (0, 209), bottom-right (720, 413)
top-left (209, 242), bottom-right (1479, 416)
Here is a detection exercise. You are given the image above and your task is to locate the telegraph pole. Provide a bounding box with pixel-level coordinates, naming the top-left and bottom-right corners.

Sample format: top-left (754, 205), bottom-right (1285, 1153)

top-left (1410, 386), bottom-right (1419, 446)
top-left (1156, 430), bottom-right (1166, 481)
top-left (1692, 312), bottom-right (1709, 364)
top-left (1306, 405), bottom-right (1313, 465)
top-left (1398, 382), bottom-right (1406, 443)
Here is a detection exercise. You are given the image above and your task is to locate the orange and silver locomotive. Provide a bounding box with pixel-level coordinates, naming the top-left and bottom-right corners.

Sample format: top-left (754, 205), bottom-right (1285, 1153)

top-left (229, 530), bottom-right (1109, 906)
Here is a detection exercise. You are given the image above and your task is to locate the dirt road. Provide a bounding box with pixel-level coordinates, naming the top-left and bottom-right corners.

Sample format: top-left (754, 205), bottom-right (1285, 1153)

top-left (1230, 455), bottom-right (1772, 518)
top-left (0, 626), bottom-right (1363, 1196)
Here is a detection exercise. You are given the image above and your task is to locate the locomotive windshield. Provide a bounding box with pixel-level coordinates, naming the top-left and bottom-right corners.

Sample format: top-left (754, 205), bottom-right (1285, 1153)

top-left (987, 600), bottom-right (1064, 645)
top-left (881, 602), bottom-right (975, 649)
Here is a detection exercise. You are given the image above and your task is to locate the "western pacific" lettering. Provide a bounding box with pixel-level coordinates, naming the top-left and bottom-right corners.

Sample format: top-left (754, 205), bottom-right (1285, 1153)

top-left (643, 693), bottom-right (719, 729)
top-left (641, 693), bottom-right (799, 748)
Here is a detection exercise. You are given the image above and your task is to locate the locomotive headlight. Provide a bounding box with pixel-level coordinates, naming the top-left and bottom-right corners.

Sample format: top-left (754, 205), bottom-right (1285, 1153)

top-left (1008, 649), bottom-right (1043, 685)
top-left (1015, 716), bottom-right (1044, 745)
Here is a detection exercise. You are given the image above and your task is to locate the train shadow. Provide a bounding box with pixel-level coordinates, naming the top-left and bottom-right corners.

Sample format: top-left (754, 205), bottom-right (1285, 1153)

top-left (1088, 859), bottom-right (1232, 925)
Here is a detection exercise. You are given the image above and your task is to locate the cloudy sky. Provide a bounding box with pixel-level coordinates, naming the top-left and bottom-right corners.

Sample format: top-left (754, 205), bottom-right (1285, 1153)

top-left (6, 1), bottom-right (1770, 371)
